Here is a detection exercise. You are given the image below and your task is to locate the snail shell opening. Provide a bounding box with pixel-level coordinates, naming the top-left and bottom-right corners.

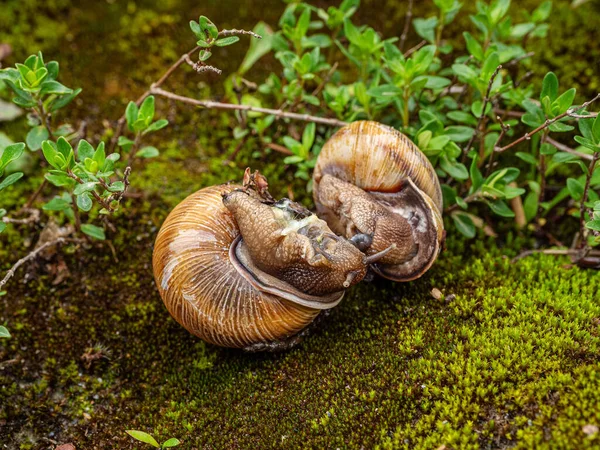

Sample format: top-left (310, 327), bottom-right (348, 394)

top-left (153, 184), bottom-right (337, 349)
top-left (313, 121), bottom-right (444, 282)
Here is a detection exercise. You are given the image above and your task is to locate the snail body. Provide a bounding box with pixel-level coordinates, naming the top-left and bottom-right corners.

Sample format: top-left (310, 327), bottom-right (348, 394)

top-left (153, 171), bottom-right (372, 349)
top-left (313, 121), bottom-right (444, 282)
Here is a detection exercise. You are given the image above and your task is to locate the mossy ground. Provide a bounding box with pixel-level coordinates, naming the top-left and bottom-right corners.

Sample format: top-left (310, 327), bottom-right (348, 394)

top-left (1, 1), bottom-right (600, 449)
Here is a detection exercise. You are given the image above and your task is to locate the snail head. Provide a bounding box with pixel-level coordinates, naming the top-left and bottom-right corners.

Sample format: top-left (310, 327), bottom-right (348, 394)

top-left (315, 174), bottom-right (419, 266)
top-left (222, 170), bottom-right (368, 296)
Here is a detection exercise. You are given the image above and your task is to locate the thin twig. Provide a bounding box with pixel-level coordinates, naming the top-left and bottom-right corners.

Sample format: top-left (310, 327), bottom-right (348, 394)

top-left (150, 87), bottom-right (349, 127)
top-left (567, 112), bottom-right (598, 119)
top-left (66, 171), bottom-right (114, 212)
top-left (311, 62), bottom-right (338, 97)
top-left (545, 136), bottom-right (593, 161)
top-left (2, 208), bottom-right (40, 225)
top-left (403, 40), bottom-right (426, 57)
top-left (183, 54), bottom-right (222, 75)
top-left (218, 29), bottom-right (262, 39)
top-left (486, 115), bottom-right (510, 176)
top-left (463, 65), bottom-right (503, 155)
top-left (506, 51), bottom-right (535, 67)
top-left (496, 93), bottom-right (600, 153)
top-left (399, 0), bottom-right (414, 52)
top-left (0, 238), bottom-right (73, 289)
top-left (266, 142), bottom-right (293, 155)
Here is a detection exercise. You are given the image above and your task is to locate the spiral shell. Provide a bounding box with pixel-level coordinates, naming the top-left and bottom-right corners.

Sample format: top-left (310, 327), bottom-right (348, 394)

top-left (313, 121), bottom-right (444, 281)
top-left (152, 185), bottom-right (321, 348)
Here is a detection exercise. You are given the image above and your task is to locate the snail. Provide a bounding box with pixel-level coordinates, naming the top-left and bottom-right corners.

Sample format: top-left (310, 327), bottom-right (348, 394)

top-left (313, 121), bottom-right (444, 282)
top-left (153, 169), bottom-right (392, 350)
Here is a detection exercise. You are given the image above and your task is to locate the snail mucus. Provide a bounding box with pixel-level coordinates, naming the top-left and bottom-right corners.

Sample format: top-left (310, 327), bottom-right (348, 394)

top-left (153, 169), bottom-right (392, 350)
top-left (313, 121), bottom-right (444, 282)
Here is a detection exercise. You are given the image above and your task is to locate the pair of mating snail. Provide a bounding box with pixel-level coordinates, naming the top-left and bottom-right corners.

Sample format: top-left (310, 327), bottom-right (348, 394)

top-left (152, 121), bottom-right (444, 350)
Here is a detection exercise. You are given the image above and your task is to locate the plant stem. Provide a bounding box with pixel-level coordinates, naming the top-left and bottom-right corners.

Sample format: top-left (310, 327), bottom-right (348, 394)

top-left (399, 0), bottom-right (414, 52)
top-left (402, 87), bottom-right (410, 129)
top-left (545, 136), bottom-right (593, 161)
top-left (0, 238), bottom-right (77, 290)
top-left (150, 87), bottom-right (349, 127)
top-left (463, 65), bottom-right (502, 156)
top-left (496, 93), bottom-right (600, 153)
top-left (578, 151), bottom-right (600, 248)
top-left (71, 194), bottom-right (81, 233)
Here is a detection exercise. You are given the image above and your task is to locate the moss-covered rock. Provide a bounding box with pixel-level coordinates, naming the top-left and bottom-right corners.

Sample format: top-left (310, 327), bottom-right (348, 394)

top-left (1, 1), bottom-right (600, 448)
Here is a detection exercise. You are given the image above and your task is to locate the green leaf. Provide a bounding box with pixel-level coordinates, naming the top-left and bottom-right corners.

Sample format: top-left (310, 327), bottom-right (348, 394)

top-left (553, 88), bottom-right (576, 115)
top-left (93, 142), bottom-right (106, 168)
top-left (413, 17), bottom-right (438, 44)
top-left (440, 156), bottom-right (469, 180)
top-left (451, 212), bottom-right (476, 238)
top-left (125, 101), bottom-right (139, 131)
top-left (239, 22), bottom-right (272, 74)
top-left (463, 32), bottom-right (484, 61)
top-left (447, 111), bottom-right (478, 126)
top-left (0, 222), bottom-right (5, 233)
top-left (366, 84), bottom-right (402, 99)
top-left (50, 87), bottom-right (82, 112)
top-left (452, 64), bottom-right (478, 84)
top-left (76, 193), bottom-right (92, 212)
top-left (45, 172), bottom-right (73, 187)
top-left (469, 155), bottom-right (484, 193)
top-left (126, 430), bottom-right (160, 448)
top-left (296, 7), bottom-right (311, 37)
top-left (593, 114), bottom-right (600, 144)
top-left (215, 36), bottom-right (240, 47)
top-left (481, 53), bottom-right (500, 85)
top-left (74, 182), bottom-right (98, 195)
top-left (523, 191), bottom-right (538, 223)
top-left (107, 181), bottom-right (125, 192)
top-left (143, 119), bottom-right (169, 135)
top-left (26, 126), bottom-right (49, 151)
top-left (0, 326), bottom-right (10, 338)
top-left (586, 219), bottom-right (600, 232)
top-left (515, 152), bottom-right (537, 165)
top-left (39, 80), bottom-right (72, 95)
top-left (488, 199), bottom-right (515, 217)
top-left (302, 123), bottom-right (315, 150)
top-left (81, 224), bottom-right (106, 241)
top-left (43, 197), bottom-right (71, 211)
top-left (0, 143), bottom-right (25, 171)
top-left (77, 140), bottom-right (95, 162)
top-left (162, 438), bottom-right (181, 448)
top-left (532, 1), bottom-right (552, 22)
top-left (566, 178), bottom-right (584, 201)
top-left (0, 172), bottom-right (24, 191)
top-left (444, 126), bottom-right (474, 143)
top-left (41, 140), bottom-right (60, 169)
top-left (135, 146), bottom-right (159, 158)
top-left (540, 72), bottom-right (558, 103)
top-left (139, 96), bottom-right (155, 125)
top-left (489, 0), bottom-right (511, 24)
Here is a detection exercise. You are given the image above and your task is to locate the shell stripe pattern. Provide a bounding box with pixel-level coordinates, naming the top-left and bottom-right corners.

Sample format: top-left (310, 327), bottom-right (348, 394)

top-left (314, 121), bottom-right (443, 213)
top-left (152, 185), bottom-right (318, 348)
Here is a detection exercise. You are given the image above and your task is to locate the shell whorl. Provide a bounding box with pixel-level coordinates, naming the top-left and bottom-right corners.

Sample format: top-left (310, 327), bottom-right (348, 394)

top-left (313, 121), bottom-right (443, 213)
top-left (152, 185), bottom-right (319, 348)
top-left (313, 121), bottom-right (444, 282)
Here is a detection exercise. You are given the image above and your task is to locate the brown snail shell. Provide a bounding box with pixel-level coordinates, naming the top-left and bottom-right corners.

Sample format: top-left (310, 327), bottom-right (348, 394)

top-left (153, 184), bottom-right (349, 349)
top-left (313, 121), bottom-right (444, 282)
